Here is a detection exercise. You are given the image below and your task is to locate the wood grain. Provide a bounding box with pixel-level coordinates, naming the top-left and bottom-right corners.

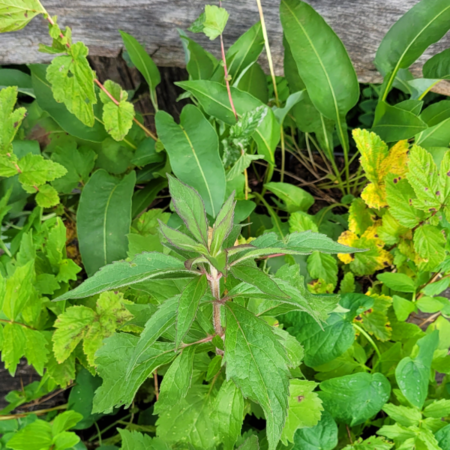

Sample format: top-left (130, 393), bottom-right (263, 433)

top-left (0, 0), bottom-right (449, 91)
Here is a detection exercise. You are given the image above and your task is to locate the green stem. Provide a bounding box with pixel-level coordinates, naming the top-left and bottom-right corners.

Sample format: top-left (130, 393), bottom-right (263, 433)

top-left (353, 323), bottom-right (382, 360)
top-left (0, 404), bottom-right (67, 420)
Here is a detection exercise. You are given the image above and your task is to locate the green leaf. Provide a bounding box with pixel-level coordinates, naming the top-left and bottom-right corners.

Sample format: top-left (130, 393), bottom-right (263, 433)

top-left (393, 295), bottom-right (416, 321)
top-left (191, 5), bottom-right (229, 40)
top-left (407, 145), bottom-right (441, 211)
top-left (224, 303), bottom-right (290, 450)
top-left (280, 0), bottom-right (359, 146)
top-left (342, 436), bottom-right (394, 450)
top-left (423, 399), bottom-right (450, 418)
top-left (0, 0), bottom-right (45, 32)
top-left (52, 410), bottom-right (83, 434)
top-left (395, 330), bottom-right (439, 408)
top-left (383, 403), bottom-right (421, 427)
top-left (210, 193), bottom-right (235, 256)
top-left (436, 424), bottom-right (450, 450)
top-left (385, 174), bottom-right (426, 228)
top-left (99, 80), bottom-right (135, 141)
top-left (46, 42), bottom-right (97, 126)
top-left (5, 420), bottom-right (52, 450)
top-left (307, 252), bottom-right (338, 287)
top-left (227, 22), bottom-right (264, 81)
top-left (35, 184), bottom-right (60, 207)
top-left (176, 80), bottom-right (280, 165)
top-left (77, 169), bottom-right (135, 276)
top-left (230, 264), bottom-right (288, 299)
top-left (372, 102), bottom-right (427, 142)
top-left (273, 91), bottom-right (305, 125)
top-left (424, 49), bottom-right (450, 80)
top-left (156, 105), bottom-right (226, 217)
top-left (213, 380), bottom-right (244, 450)
top-left (280, 380), bottom-right (323, 445)
top-left (377, 273), bottom-right (416, 293)
top-left (179, 32), bottom-right (219, 81)
top-left (120, 30), bottom-right (161, 109)
top-left (0, 68), bottom-right (34, 97)
top-left (285, 312), bottom-right (354, 367)
top-left (155, 346), bottom-right (196, 410)
top-left (375, 0), bottom-right (450, 98)
top-left (54, 252), bottom-right (187, 301)
top-left (0, 86), bottom-right (26, 154)
top-left (30, 64), bottom-right (108, 142)
top-left (159, 221), bottom-right (207, 253)
top-left (292, 411), bottom-right (338, 450)
top-left (18, 153), bottom-right (66, 188)
top-left (3, 260), bottom-right (34, 320)
top-left (176, 275), bottom-right (208, 348)
top-left (414, 225), bottom-right (446, 271)
top-left (93, 333), bottom-right (175, 413)
top-left (264, 182), bottom-right (314, 213)
top-left (119, 429), bottom-right (171, 450)
top-left (156, 384), bottom-right (219, 449)
top-left (128, 296), bottom-right (179, 374)
top-left (51, 145), bottom-right (96, 194)
top-left (319, 372), bottom-right (391, 425)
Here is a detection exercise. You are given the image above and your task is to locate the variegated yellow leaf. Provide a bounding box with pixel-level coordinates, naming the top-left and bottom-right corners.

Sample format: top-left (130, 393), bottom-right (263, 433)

top-left (338, 231), bottom-right (358, 264)
top-left (361, 183), bottom-right (388, 209)
top-left (379, 140), bottom-right (409, 179)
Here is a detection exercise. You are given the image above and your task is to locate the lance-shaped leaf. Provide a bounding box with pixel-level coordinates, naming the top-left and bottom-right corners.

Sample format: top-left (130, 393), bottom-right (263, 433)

top-left (77, 169), bottom-right (135, 277)
top-left (159, 221), bottom-right (208, 254)
top-left (210, 193), bottom-right (235, 256)
top-left (230, 264), bottom-right (288, 299)
top-left (375, 0), bottom-right (450, 99)
top-left (155, 346), bottom-right (196, 410)
top-left (54, 252), bottom-right (188, 301)
top-left (127, 296), bottom-right (179, 376)
top-left (213, 380), bottom-right (245, 450)
top-left (280, 0), bottom-right (359, 147)
top-left (224, 303), bottom-right (290, 450)
top-left (120, 31), bottom-right (160, 109)
top-left (99, 79), bottom-right (135, 141)
top-left (424, 49), bottom-right (450, 80)
top-left (168, 175), bottom-right (209, 246)
top-left (0, 0), bottom-right (46, 32)
top-left (93, 333), bottom-right (175, 413)
top-left (396, 330), bottom-right (439, 408)
top-left (176, 80), bottom-right (280, 165)
top-left (156, 105), bottom-right (226, 217)
top-left (176, 275), bottom-right (208, 348)
top-left (46, 42), bottom-right (97, 126)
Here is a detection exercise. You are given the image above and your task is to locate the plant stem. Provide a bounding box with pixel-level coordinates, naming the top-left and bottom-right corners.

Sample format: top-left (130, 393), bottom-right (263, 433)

top-left (0, 319), bottom-right (34, 330)
top-left (0, 404), bottom-right (67, 420)
top-left (153, 369), bottom-right (159, 401)
top-left (209, 266), bottom-right (224, 349)
top-left (353, 323), bottom-right (382, 360)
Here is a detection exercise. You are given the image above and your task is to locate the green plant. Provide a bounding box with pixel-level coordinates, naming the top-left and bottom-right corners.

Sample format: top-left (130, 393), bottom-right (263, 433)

top-left (0, 0), bottom-right (450, 449)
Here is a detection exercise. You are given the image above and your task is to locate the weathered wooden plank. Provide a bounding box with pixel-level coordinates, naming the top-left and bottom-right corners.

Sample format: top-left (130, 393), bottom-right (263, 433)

top-left (0, 0), bottom-right (449, 92)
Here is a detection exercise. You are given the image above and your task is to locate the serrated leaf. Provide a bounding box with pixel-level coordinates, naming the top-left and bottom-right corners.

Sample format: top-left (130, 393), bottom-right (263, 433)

top-left (18, 153), bottom-right (67, 187)
top-left (100, 80), bottom-right (135, 141)
top-left (293, 411), bottom-right (338, 450)
top-left (119, 429), bottom-right (171, 450)
top-left (155, 346), bottom-right (196, 410)
top-left (3, 260), bottom-right (34, 320)
top-left (343, 436), bottom-right (394, 450)
top-left (159, 220), bottom-right (207, 254)
top-left (319, 372), bottom-right (391, 426)
top-left (382, 403), bottom-right (421, 427)
top-left (93, 333), bottom-right (175, 413)
top-left (224, 303), bottom-right (290, 450)
top-left (5, 420), bottom-right (53, 450)
top-left (176, 275), bottom-right (208, 348)
top-left (396, 330), bottom-right (439, 408)
top-left (360, 293), bottom-right (392, 341)
top-left (35, 184), bottom-right (60, 207)
top-left (280, 380), bottom-right (323, 445)
top-left (414, 225), bottom-right (446, 271)
top-left (0, 86), bottom-right (27, 154)
top-left (210, 193), bottom-right (235, 256)
top-left (0, 0), bottom-right (46, 32)
top-left (307, 252), bottom-right (338, 287)
top-left (423, 399), bottom-right (450, 419)
top-left (348, 198), bottom-right (374, 235)
top-left (377, 273), bottom-right (415, 293)
top-left (46, 42), bottom-right (97, 126)
top-left (213, 380), bottom-right (244, 450)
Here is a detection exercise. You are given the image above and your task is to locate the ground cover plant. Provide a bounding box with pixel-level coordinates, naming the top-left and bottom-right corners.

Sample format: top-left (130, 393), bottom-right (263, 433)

top-left (0, 0), bottom-right (450, 448)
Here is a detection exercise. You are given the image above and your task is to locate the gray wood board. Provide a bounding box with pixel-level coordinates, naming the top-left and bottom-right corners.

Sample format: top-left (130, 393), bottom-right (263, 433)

top-left (1, 0), bottom-right (450, 93)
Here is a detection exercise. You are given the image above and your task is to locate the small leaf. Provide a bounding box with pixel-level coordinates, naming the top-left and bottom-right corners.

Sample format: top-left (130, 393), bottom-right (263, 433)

top-left (46, 42), bottom-right (97, 126)
top-left (192, 5), bottom-right (230, 40)
top-left (35, 184), bottom-right (60, 207)
top-left (376, 273), bottom-right (415, 293)
top-left (414, 225), bottom-right (446, 271)
top-left (265, 182), bottom-right (314, 213)
top-left (0, 86), bottom-right (27, 154)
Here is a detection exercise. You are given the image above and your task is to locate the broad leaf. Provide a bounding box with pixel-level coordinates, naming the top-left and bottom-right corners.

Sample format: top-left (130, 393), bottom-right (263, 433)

top-left (77, 169), bottom-right (135, 276)
top-left (280, 0), bottom-right (359, 146)
top-left (0, 86), bottom-right (26, 154)
top-left (156, 105), bottom-right (226, 217)
top-left (292, 411), bottom-right (338, 450)
top-left (319, 372), bottom-right (391, 425)
top-left (224, 303), bottom-right (290, 450)
top-left (424, 48), bottom-right (450, 80)
top-left (264, 182), bottom-right (315, 213)
top-left (0, 0), bottom-right (45, 32)
top-left (395, 330), bottom-right (439, 408)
